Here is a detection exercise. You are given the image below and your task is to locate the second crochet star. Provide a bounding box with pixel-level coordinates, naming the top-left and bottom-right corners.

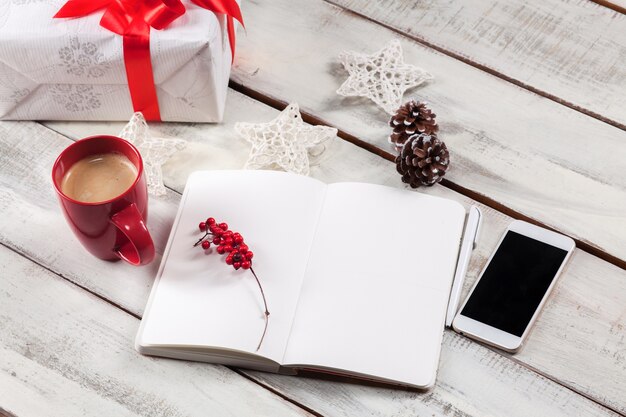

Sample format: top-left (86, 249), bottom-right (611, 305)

top-left (235, 103), bottom-right (337, 176)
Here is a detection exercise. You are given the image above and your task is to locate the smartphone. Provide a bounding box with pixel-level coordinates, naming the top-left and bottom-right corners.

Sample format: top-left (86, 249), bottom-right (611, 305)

top-left (452, 220), bottom-right (575, 352)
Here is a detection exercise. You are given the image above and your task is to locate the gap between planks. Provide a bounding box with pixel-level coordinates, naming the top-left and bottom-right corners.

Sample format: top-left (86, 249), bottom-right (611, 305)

top-left (34, 120), bottom-right (624, 416)
top-left (0, 408), bottom-right (18, 417)
top-left (588, 0), bottom-right (626, 14)
top-left (0, 240), bottom-right (321, 417)
top-left (231, 369), bottom-right (325, 417)
top-left (228, 80), bottom-right (626, 272)
top-left (322, 0), bottom-right (626, 132)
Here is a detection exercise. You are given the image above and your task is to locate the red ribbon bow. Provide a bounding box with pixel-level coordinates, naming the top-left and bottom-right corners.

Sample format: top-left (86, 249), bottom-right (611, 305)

top-left (54, 0), bottom-right (244, 121)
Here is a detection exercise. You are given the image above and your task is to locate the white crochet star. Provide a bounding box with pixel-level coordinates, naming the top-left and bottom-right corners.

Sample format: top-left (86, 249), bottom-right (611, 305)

top-left (119, 112), bottom-right (187, 196)
top-left (337, 39), bottom-right (433, 114)
top-left (235, 103), bottom-right (337, 176)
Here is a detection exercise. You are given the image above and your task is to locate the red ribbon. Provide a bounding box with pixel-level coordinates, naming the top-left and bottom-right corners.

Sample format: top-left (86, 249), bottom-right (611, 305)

top-left (54, 0), bottom-right (244, 121)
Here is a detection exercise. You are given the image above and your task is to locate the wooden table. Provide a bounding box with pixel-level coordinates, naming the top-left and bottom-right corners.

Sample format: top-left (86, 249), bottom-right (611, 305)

top-left (2, 0), bottom-right (625, 415)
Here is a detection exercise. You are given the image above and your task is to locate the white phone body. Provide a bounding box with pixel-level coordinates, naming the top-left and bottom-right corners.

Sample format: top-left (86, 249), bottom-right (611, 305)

top-left (452, 220), bottom-right (575, 352)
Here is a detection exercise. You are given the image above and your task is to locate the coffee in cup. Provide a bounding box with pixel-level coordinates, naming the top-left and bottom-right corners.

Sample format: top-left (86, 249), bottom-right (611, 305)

top-left (60, 152), bottom-right (138, 203)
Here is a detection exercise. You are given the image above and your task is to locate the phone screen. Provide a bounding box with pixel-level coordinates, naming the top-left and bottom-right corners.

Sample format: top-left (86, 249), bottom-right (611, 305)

top-left (461, 231), bottom-right (568, 336)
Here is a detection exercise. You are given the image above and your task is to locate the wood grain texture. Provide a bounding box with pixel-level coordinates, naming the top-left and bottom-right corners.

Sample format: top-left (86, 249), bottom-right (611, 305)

top-left (0, 245), bottom-right (310, 417)
top-left (41, 92), bottom-right (626, 414)
top-left (229, 0), bottom-right (626, 265)
top-left (329, 0), bottom-right (626, 128)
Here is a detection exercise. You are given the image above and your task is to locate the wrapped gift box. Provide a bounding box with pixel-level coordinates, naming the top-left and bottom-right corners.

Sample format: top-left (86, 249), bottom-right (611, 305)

top-left (0, 1), bottom-right (238, 122)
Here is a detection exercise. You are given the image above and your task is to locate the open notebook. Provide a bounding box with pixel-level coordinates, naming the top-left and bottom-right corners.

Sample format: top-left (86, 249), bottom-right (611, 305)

top-left (136, 170), bottom-right (467, 389)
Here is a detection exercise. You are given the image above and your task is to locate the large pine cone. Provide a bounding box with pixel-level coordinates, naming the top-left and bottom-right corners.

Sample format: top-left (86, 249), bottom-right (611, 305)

top-left (396, 133), bottom-right (449, 187)
top-left (389, 100), bottom-right (438, 148)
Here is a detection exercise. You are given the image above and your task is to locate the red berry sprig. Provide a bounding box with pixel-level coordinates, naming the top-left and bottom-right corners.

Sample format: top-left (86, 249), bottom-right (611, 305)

top-left (194, 217), bottom-right (269, 351)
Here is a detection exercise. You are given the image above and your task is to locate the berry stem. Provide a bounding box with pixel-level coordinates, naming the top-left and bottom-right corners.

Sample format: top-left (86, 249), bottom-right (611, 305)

top-left (193, 232), bottom-right (213, 247)
top-left (250, 267), bottom-right (270, 352)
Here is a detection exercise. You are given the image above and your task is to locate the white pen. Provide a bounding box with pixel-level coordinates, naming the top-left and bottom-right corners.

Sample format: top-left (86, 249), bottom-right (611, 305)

top-left (446, 206), bottom-right (482, 327)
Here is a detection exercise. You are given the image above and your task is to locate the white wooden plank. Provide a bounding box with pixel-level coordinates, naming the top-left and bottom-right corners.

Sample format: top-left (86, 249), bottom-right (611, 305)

top-left (0, 245), bottom-right (310, 417)
top-left (228, 0), bottom-right (626, 264)
top-left (40, 92), bottom-right (626, 414)
top-left (330, 0), bottom-right (626, 128)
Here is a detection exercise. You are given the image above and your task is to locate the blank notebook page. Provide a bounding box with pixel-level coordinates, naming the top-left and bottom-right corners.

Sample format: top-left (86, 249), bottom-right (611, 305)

top-left (138, 171), bottom-right (327, 363)
top-left (283, 183), bottom-right (465, 386)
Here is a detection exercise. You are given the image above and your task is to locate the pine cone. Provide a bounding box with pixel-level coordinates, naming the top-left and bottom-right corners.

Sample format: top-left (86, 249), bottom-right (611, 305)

top-left (396, 133), bottom-right (449, 187)
top-left (389, 100), bottom-right (438, 148)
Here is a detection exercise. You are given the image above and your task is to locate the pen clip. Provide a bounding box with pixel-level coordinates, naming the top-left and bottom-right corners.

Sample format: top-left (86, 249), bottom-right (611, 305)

top-left (471, 207), bottom-right (482, 249)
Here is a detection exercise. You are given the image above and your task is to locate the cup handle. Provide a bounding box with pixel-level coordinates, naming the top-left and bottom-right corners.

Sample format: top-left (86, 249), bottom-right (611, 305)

top-left (110, 203), bottom-right (155, 266)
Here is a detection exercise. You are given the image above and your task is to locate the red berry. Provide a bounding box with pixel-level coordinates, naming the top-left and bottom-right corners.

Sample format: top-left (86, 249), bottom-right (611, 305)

top-left (245, 251), bottom-right (254, 260)
top-left (233, 262), bottom-right (241, 270)
top-left (223, 245), bottom-right (233, 252)
top-left (234, 235), bottom-right (243, 244)
top-left (242, 261), bottom-right (251, 269)
top-left (225, 256), bottom-right (233, 265)
top-left (223, 230), bottom-right (233, 238)
top-left (212, 237), bottom-right (222, 245)
top-left (224, 237), bottom-right (233, 245)
top-left (217, 245), bottom-right (225, 254)
top-left (207, 217), bottom-right (216, 225)
top-left (199, 222), bottom-right (206, 231)
top-left (219, 222), bottom-right (228, 231)
top-left (239, 244), bottom-right (249, 252)
top-left (201, 240), bottom-right (210, 250)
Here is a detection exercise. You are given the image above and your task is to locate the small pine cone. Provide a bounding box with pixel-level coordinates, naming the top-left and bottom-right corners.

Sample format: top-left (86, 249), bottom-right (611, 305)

top-left (396, 133), bottom-right (449, 187)
top-left (388, 100), bottom-right (438, 148)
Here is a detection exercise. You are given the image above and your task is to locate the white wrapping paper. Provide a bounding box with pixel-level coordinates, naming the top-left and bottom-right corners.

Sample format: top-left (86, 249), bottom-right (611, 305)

top-left (0, 0), bottom-right (234, 122)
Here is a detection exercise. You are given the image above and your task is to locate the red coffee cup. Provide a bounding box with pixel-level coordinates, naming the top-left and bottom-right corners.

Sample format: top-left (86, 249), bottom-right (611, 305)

top-left (52, 135), bottom-right (155, 266)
